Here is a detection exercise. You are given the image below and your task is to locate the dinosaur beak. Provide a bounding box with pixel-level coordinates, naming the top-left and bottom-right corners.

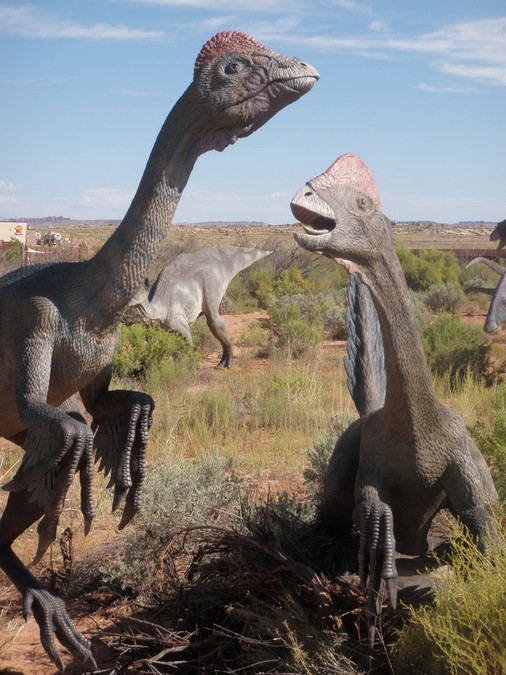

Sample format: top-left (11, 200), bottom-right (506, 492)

top-left (291, 182), bottom-right (335, 253)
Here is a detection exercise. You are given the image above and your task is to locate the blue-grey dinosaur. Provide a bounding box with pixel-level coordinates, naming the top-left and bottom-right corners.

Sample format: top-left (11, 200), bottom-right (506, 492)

top-left (291, 153), bottom-right (498, 642)
top-left (131, 245), bottom-right (272, 368)
top-left (0, 32), bottom-right (318, 671)
top-left (466, 256), bottom-right (506, 332)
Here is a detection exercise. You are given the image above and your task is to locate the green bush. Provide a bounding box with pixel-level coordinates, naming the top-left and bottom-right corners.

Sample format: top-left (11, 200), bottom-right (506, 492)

top-left (468, 384), bottom-right (506, 507)
top-left (422, 313), bottom-right (491, 386)
top-left (268, 294), bottom-right (324, 357)
top-left (424, 283), bottom-right (465, 314)
top-left (393, 528), bottom-right (506, 675)
top-left (113, 323), bottom-right (189, 378)
top-left (304, 413), bottom-right (356, 502)
top-left (396, 244), bottom-right (463, 292)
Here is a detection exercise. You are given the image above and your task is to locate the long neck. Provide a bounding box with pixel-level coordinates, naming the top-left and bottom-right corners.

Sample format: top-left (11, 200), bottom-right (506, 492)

top-left (366, 249), bottom-right (440, 430)
top-left (87, 86), bottom-right (208, 316)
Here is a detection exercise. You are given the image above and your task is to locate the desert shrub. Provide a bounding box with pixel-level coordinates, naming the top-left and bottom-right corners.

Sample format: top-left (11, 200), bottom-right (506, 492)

top-left (410, 290), bottom-right (431, 333)
top-left (304, 413), bottom-right (356, 502)
top-left (424, 283), bottom-right (465, 314)
top-left (100, 453), bottom-right (241, 599)
top-left (421, 313), bottom-right (491, 386)
top-left (268, 294), bottom-right (324, 357)
top-left (324, 304), bottom-right (348, 339)
top-left (392, 528), bottom-right (506, 675)
top-left (239, 323), bottom-right (271, 358)
top-left (468, 384), bottom-right (506, 506)
top-left (113, 323), bottom-right (189, 378)
top-left (396, 244), bottom-right (462, 291)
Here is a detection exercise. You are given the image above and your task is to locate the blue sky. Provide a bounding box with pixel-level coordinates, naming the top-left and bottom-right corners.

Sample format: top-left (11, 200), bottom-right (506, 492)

top-left (1, 1), bottom-right (505, 225)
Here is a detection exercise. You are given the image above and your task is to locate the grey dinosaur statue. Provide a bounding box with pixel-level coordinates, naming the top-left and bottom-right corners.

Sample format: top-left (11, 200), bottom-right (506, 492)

top-left (489, 217), bottom-right (506, 249)
top-left (131, 245), bottom-right (272, 368)
top-left (291, 153), bottom-right (498, 642)
top-left (466, 256), bottom-right (506, 332)
top-left (0, 32), bottom-right (318, 671)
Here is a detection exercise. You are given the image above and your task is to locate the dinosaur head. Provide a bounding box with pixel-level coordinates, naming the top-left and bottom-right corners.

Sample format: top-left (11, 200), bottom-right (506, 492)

top-left (291, 154), bottom-right (392, 280)
top-left (192, 31), bottom-right (319, 152)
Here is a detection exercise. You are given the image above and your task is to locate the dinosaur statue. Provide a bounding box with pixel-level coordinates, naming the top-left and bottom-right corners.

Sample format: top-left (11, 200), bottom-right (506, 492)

top-left (130, 245), bottom-right (272, 368)
top-left (465, 256), bottom-right (506, 333)
top-left (489, 217), bottom-right (506, 249)
top-left (0, 32), bottom-right (318, 671)
top-left (290, 153), bottom-right (498, 642)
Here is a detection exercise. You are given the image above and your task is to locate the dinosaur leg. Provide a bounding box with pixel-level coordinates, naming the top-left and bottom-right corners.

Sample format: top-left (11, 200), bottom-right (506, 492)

top-left (0, 491), bottom-right (97, 672)
top-left (205, 311), bottom-right (232, 368)
top-left (444, 444), bottom-right (499, 553)
top-left (353, 490), bottom-right (397, 646)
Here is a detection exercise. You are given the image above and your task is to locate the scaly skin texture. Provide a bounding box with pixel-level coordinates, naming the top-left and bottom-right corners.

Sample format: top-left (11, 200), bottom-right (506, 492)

top-left (291, 153), bottom-right (498, 643)
top-left (0, 32), bottom-right (318, 671)
top-left (130, 246), bottom-right (272, 368)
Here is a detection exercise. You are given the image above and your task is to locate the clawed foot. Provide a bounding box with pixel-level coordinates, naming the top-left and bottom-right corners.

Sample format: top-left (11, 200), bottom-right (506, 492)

top-left (94, 392), bottom-right (154, 529)
top-left (354, 499), bottom-right (398, 645)
top-left (26, 585), bottom-right (97, 672)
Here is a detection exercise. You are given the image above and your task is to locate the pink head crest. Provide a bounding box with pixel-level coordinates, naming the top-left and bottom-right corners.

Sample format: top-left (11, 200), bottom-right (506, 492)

top-left (310, 153), bottom-right (380, 206)
top-left (194, 31), bottom-right (271, 78)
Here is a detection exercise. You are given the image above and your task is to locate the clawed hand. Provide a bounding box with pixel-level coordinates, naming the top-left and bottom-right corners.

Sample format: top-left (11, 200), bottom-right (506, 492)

top-left (354, 499), bottom-right (398, 645)
top-left (94, 391), bottom-right (154, 529)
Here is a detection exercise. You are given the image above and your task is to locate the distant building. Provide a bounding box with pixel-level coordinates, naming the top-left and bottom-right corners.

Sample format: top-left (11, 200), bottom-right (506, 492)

top-left (0, 221), bottom-right (28, 250)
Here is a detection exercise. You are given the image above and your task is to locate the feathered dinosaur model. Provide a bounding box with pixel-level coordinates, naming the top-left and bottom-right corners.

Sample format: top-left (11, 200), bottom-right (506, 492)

top-left (291, 153), bottom-right (498, 643)
top-left (130, 245), bottom-right (272, 368)
top-left (0, 32), bottom-right (318, 671)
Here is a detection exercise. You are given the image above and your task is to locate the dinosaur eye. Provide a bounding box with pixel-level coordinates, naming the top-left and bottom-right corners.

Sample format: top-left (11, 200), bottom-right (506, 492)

top-left (357, 197), bottom-right (368, 209)
top-left (224, 61), bottom-right (242, 75)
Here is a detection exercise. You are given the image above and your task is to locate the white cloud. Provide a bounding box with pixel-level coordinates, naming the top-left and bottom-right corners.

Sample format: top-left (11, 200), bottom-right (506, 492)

top-left (80, 188), bottom-right (134, 209)
top-left (0, 4), bottom-right (164, 40)
top-left (131, 0), bottom-right (301, 10)
top-left (276, 16), bottom-right (506, 88)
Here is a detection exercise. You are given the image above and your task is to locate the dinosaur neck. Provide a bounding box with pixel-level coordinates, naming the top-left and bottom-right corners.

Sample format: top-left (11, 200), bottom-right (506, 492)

top-left (367, 250), bottom-right (440, 427)
top-left (88, 86), bottom-right (208, 316)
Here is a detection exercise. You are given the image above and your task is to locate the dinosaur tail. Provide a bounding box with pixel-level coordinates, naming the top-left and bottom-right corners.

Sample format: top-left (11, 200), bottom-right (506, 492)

top-left (343, 273), bottom-right (386, 416)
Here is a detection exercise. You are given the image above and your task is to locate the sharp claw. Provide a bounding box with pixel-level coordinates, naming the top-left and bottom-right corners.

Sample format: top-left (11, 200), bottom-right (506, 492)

top-left (367, 614), bottom-right (377, 647)
top-left (118, 503), bottom-right (138, 530)
top-left (387, 577), bottom-right (398, 609)
top-left (32, 536), bottom-right (53, 566)
top-left (84, 654), bottom-right (98, 671)
top-left (83, 515), bottom-right (94, 536)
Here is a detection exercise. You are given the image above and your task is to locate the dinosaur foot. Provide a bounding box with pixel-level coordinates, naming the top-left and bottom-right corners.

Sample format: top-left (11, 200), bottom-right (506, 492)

top-left (25, 586), bottom-right (97, 672)
top-left (353, 498), bottom-right (398, 645)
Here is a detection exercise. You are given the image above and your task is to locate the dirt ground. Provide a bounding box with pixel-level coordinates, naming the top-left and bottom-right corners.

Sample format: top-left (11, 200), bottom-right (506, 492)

top-left (1, 309), bottom-right (505, 674)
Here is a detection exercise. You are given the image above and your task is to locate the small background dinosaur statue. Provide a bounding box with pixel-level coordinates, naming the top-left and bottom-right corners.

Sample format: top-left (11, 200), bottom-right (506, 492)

top-left (0, 32), bottom-right (318, 671)
top-left (466, 256), bottom-right (506, 333)
top-left (290, 153), bottom-right (498, 642)
top-left (489, 217), bottom-right (506, 250)
top-left (130, 245), bottom-right (272, 368)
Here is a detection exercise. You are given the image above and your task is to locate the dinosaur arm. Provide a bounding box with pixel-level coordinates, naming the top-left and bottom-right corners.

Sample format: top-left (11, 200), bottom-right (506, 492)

top-left (5, 335), bottom-right (95, 561)
top-left (80, 368), bottom-right (154, 529)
